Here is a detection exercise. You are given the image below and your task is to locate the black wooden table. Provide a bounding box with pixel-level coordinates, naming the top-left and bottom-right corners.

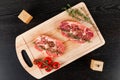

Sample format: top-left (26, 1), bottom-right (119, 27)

top-left (0, 0), bottom-right (120, 80)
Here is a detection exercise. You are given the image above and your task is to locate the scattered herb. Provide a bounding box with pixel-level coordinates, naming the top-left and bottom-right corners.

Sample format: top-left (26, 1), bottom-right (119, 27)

top-left (63, 4), bottom-right (93, 25)
top-left (39, 45), bottom-right (46, 50)
top-left (83, 39), bottom-right (91, 42)
top-left (48, 41), bottom-right (55, 47)
top-left (56, 50), bottom-right (62, 54)
top-left (60, 28), bottom-right (70, 32)
top-left (38, 45), bottom-right (61, 55)
top-left (67, 33), bottom-right (80, 40)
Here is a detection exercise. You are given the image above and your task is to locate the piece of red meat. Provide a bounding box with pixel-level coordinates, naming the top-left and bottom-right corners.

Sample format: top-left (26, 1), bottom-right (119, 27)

top-left (59, 20), bottom-right (94, 43)
top-left (34, 35), bottom-right (65, 57)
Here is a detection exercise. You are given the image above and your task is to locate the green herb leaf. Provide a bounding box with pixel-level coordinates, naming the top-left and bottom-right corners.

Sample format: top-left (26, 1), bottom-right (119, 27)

top-left (67, 4), bottom-right (71, 8)
top-left (63, 4), bottom-right (93, 25)
top-left (67, 33), bottom-right (80, 40)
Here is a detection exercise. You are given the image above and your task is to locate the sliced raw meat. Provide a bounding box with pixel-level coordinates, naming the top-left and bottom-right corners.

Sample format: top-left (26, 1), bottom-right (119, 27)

top-left (59, 20), bottom-right (94, 43)
top-left (34, 35), bottom-right (65, 57)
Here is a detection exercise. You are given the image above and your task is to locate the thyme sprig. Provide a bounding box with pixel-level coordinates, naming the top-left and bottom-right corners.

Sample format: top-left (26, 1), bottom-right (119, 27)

top-left (62, 4), bottom-right (92, 24)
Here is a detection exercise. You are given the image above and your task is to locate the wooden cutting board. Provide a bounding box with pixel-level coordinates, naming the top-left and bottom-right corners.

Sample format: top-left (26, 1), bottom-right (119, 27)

top-left (15, 2), bottom-right (105, 79)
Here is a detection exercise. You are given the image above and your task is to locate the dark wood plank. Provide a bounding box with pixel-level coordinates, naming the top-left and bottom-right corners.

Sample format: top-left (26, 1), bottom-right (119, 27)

top-left (0, 0), bottom-right (120, 80)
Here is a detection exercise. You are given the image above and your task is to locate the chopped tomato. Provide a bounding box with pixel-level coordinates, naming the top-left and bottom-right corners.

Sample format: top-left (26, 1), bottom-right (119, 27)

top-left (33, 57), bottom-right (61, 72)
top-left (37, 62), bottom-right (46, 69)
top-left (52, 62), bottom-right (60, 69)
top-left (45, 66), bottom-right (53, 72)
top-left (43, 57), bottom-right (53, 65)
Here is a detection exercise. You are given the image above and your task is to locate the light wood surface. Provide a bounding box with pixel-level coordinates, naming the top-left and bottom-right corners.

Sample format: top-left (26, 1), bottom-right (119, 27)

top-left (15, 2), bottom-right (105, 79)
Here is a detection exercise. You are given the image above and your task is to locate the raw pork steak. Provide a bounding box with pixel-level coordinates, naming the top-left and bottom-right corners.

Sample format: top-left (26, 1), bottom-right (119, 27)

top-left (34, 35), bottom-right (65, 57)
top-left (59, 20), bottom-right (94, 43)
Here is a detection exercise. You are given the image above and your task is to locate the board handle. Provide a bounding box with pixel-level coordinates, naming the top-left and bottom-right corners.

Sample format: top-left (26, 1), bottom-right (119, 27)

top-left (16, 36), bottom-right (34, 69)
top-left (21, 50), bottom-right (33, 67)
top-left (16, 36), bottom-right (42, 79)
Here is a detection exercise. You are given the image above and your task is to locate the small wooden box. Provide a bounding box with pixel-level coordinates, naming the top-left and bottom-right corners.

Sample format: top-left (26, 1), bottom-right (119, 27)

top-left (90, 59), bottom-right (104, 72)
top-left (18, 10), bottom-right (33, 24)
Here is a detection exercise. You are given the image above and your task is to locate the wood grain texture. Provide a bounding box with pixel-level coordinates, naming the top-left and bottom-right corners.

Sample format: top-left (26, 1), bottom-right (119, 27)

top-left (0, 0), bottom-right (120, 80)
top-left (15, 3), bottom-right (105, 79)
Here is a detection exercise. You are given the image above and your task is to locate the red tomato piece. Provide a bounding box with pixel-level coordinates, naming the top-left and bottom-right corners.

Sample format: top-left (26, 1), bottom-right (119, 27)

top-left (43, 57), bottom-right (53, 65)
top-left (52, 62), bottom-right (60, 69)
top-left (45, 66), bottom-right (53, 72)
top-left (37, 62), bottom-right (46, 69)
